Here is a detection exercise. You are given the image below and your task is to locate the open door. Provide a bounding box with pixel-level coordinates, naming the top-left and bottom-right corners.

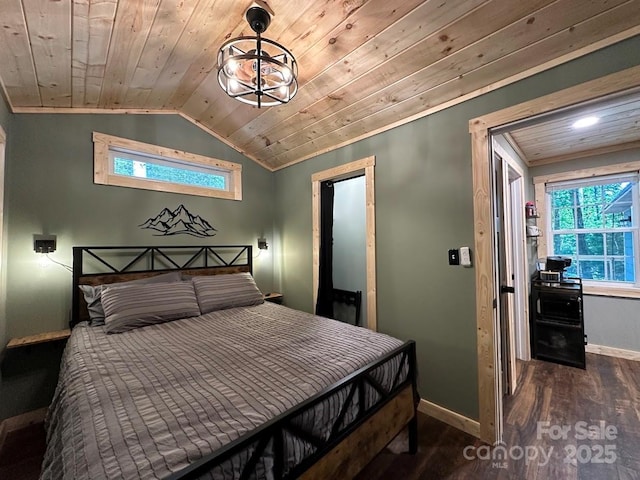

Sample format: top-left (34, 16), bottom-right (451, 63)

top-left (493, 152), bottom-right (518, 397)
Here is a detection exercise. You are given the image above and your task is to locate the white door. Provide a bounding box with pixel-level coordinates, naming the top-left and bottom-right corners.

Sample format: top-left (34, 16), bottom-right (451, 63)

top-left (509, 175), bottom-right (531, 362)
top-left (494, 153), bottom-right (518, 396)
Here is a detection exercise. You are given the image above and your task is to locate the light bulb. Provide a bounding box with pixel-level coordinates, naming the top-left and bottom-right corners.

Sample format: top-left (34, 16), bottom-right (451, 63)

top-left (572, 116), bottom-right (599, 129)
top-left (226, 59), bottom-right (238, 74)
top-left (39, 254), bottom-right (51, 268)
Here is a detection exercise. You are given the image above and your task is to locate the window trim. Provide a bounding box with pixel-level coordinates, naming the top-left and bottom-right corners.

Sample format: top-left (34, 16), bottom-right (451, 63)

top-left (93, 132), bottom-right (242, 200)
top-left (533, 160), bottom-right (640, 299)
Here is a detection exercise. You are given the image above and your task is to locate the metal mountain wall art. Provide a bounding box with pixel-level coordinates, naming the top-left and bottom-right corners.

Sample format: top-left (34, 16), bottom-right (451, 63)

top-left (139, 204), bottom-right (217, 237)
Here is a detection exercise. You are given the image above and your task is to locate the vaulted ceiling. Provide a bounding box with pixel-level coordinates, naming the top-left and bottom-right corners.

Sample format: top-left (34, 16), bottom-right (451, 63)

top-left (1, 0), bottom-right (639, 170)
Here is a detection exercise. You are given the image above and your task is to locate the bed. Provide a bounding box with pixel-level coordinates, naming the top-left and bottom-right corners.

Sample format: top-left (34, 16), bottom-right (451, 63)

top-left (41, 245), bottom-right (417, 479)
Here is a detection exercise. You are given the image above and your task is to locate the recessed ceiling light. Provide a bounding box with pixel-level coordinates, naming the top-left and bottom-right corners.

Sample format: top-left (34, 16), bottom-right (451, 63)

top-left (572, 116), bottom-right (599, 129)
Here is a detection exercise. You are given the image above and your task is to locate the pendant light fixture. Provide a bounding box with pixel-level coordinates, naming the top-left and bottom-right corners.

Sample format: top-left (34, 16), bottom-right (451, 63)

top-left (217, 6), bottom-right (298, 108)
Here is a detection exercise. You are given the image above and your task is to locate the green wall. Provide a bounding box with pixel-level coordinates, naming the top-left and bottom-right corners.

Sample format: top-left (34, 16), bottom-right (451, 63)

top-left (1, 113), bottom-right (274, 419)
top-left (274, 35), bottom-right (640, 420)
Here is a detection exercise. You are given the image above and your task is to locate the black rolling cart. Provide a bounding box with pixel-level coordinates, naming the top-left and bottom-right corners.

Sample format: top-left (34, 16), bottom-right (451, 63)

top-left (530, 276), bottom-right (586, 369)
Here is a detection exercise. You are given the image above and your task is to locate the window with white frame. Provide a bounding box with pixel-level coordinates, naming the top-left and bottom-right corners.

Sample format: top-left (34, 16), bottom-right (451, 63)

top-left (545, 172), bottom-right (639, 285)
top-left (93, 132), bottom-right (242, 200)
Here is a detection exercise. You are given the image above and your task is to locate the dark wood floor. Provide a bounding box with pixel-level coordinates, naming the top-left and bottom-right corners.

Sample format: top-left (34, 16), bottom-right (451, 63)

top-left (1, 353), bottom-right (638, 479)
top-left (357, 353), bottom-right (640, 479)
top-left (0, 421), bottom-right (46, 479)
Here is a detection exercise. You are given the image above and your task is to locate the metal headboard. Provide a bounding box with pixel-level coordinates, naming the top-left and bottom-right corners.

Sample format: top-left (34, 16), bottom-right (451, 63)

top-left (71, 245), bottom-right (253, 328)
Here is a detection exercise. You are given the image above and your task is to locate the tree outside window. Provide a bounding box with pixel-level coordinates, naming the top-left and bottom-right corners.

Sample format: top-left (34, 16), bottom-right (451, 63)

top-left (113, 157), bottom-right (226, 190)
top-left (549, 177), bottom-right (637, 283)
top-left (93, 131), bottom-right (242, 201)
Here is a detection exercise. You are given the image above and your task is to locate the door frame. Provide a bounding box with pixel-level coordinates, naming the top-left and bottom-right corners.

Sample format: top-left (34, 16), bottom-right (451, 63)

top-left (470, 64), bottom-right (640, 444)
top-left (312, 156), bottom-right (377, 331)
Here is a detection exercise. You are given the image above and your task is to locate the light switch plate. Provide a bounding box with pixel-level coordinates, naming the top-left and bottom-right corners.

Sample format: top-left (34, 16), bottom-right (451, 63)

top-left (460, 246), bottom-right (472, 267)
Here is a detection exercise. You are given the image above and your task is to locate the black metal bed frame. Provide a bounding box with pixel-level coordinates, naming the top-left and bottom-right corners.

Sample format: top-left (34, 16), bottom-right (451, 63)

top-left (165, 340), bottom-right (417, 480)
top-left (71, 245), bottom-right (252, 327)
top-left (70, 245), bottom-right (418, 479)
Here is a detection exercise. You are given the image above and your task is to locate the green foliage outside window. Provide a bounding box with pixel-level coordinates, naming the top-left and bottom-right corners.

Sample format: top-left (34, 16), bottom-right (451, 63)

top-left (114, 157), bottom-right (225, 190)
top-left (550, 181), bottom-right (635, 283)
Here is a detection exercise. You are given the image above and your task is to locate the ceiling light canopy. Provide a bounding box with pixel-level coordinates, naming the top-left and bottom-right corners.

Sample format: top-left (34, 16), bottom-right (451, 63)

top-left (572, 116), bottom-right (599, 129)
top-left (217, 6), bottom-right (298, 108)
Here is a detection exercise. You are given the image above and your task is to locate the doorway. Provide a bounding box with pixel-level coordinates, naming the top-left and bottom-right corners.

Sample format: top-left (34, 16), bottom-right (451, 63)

top-left (312, 156), bottom-right (377, 331)
top-left (470, 64), bottom-right (640, 444)
top-left (332, 176), bottom-right (367, 326)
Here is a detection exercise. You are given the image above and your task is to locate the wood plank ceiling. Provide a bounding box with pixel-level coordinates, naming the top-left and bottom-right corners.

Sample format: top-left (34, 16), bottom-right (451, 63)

top-left (504, 92), bottom-right (640, 167)
top-left (0, 0), bottom-right (639, 170)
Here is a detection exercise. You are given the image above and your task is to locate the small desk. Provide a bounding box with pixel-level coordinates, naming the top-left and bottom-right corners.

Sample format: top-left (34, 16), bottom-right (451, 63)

top-left (264, 292), bottom-right (283, 304)
top-left (6, 329), bottom-right (71, 349)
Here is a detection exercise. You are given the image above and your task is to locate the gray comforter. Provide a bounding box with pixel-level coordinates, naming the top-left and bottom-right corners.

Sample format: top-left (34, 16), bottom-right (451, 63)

top-left (40, 302), bottom-right (404, 479)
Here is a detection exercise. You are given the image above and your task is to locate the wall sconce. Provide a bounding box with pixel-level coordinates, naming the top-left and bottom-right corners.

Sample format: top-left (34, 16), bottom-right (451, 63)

top-left (33, 234), bottom-right (72, 271)
top-left (34, 234), bottom-right (56, 253)
top-left (258, 237), bottom-right (268, 250)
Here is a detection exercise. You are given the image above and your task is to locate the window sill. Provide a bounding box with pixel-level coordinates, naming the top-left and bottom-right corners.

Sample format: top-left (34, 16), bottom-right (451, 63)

top-left (583, 284), bottom-right (640, 300)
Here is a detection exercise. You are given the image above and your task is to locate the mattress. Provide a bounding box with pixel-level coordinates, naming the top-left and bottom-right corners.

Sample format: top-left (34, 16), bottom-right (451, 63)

top-left (40, 302), bottom-right (404, 479)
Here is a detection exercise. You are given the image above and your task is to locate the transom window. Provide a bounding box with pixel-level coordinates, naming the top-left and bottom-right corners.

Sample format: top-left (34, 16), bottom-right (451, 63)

top-left (546, 172), bottom-right (639, 285)
top-left (93, 132), bottom-right (242, 200)
top-left (111, 149), bottom-right (228, 190)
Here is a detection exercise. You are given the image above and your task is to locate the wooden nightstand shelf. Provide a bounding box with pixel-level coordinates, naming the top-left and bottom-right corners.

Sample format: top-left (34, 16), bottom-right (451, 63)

top-left (6, 329), bottom-right (71, 349)
top-left (264, 292), bottom-right (283, 304)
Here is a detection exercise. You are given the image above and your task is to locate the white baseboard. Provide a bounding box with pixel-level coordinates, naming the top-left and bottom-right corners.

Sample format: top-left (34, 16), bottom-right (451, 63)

top-left (586, 344), bottom-right (640, 361)
top-left (418, 399), bottom-right (480, 438)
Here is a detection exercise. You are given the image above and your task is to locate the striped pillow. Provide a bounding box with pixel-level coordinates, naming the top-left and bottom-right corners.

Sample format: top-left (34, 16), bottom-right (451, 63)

top-left (192, 273), bottom-right (264, 314)
top-left (102, 282), bottom-right (201, 333)
top-left (79, 271), bottom-right (183, 326)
